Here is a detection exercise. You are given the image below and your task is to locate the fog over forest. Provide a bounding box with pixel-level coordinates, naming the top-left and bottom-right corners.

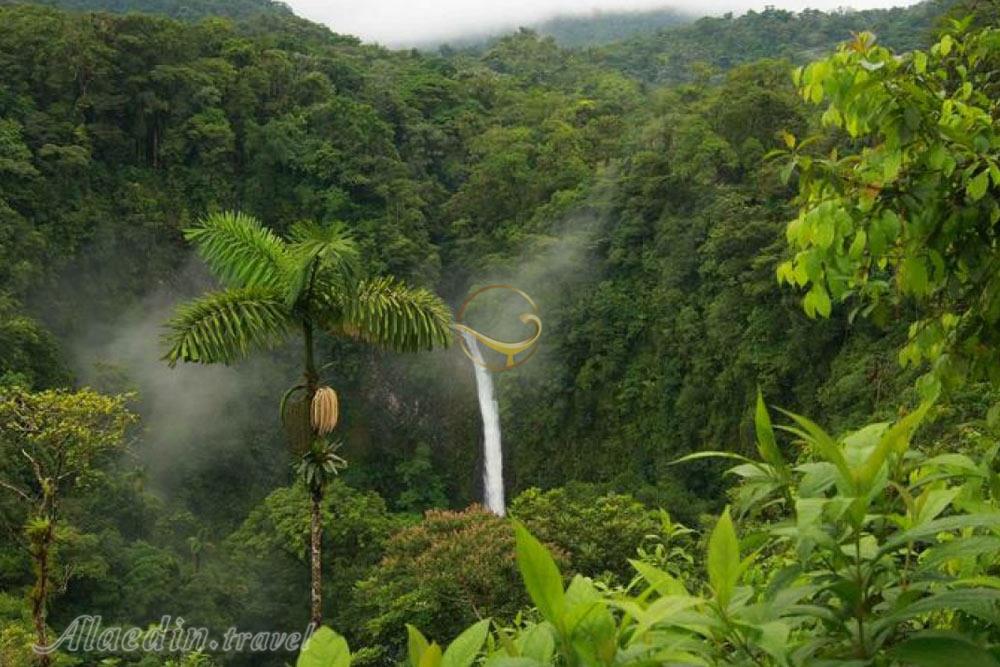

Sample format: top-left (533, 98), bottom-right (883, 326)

top-left (287, 0), bottom-right (925, 45)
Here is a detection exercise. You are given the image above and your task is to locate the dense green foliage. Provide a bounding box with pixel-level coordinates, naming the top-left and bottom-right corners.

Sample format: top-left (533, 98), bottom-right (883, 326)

top-left (354, 506), bottom-right (526, 663)
top-left (315, 390), bottom-right (1000, 664)
top-left (591, 1), bottom-right (956, 85)
top-left (0, 0), bottom-right (961, 512)
top-left (509, 485), bottom-right (662, 585)
top-left (1, 0), bottom-right (997, 665)
top-left (354, 487), bottom-right (661, 662)
top-left (0, 0), bottom-right (291, 20)
top-left (779, 24), bottom-right (1000, 389)
top-left (231, 480), bottom-right (403, 634)
top-left (349, 19), bottom-right (999, 667)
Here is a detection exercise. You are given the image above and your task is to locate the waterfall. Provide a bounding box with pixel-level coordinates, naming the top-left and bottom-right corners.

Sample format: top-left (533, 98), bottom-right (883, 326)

top-left (461, 330), bottom-right (505, 516)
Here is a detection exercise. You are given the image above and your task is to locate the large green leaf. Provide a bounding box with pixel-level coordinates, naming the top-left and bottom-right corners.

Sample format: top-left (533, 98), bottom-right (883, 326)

top-left (629, 559), bottom-right (688, 597)
top-left (754, 391), bottom-right (787, 474)
top-left (297, 626), bottom-right (351, 667)
top-left (889, 633), bottom-right (999, 667)
top-left (407, 624), bottom-right (430, 667)
top-left (441, 619), bottom-right (491, 667)
top-left (854, 400), bottom-right (932, 491)
top-left (921, 536), bottom-right (1000, 568)
top-left (875, 589), bottom-right (1000, 630)
top-left (707, 506), bottom-right (739, 607)
top-left (776, 410), bottom-right (853, 489)
top-left (752, 621), bottom-right (791, 662)
top-left (517, 624), bottom-right (555, 663)
top-left (627, 595), bottom-right (701, 642)
top-left (669, 451), bottom-right (757, 466)
top-left (483, 659), bottom-right (545, 667)
top-left (419, 642), bottom-right (443, 667)
top-left (881, 513), bottom-right (1000, 553)
top-left (564, 576), bottom-right (617, 664)
top-left (513, 521), bottom-right (566, 627)
top-left (966, 170), bottom-right (990, 201)
top-left (914, 487), bottom-right (959, 525)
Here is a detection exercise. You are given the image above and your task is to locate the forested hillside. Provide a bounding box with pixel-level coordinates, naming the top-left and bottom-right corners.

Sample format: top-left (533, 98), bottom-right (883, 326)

top-left (2, 0), bottom-right (956, 518)
top-left (533, 7), bottom-right (693, 47)
top-left (1, 0), bottom-right (997, 665)
top-left (0, 0), bottom-right (291, 19)
top-left (592, 0), bottom-right (957, 83)
top-left (425, 7), bottom-right (695, 50)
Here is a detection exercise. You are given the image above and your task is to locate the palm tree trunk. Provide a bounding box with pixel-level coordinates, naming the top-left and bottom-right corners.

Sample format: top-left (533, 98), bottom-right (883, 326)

top-left (309, 486), bottom-right (323, 627)
top-left (303, 320), bottom-right (323, 627)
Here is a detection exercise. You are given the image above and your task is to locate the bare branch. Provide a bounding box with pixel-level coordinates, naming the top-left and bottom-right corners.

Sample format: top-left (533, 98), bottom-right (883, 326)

top-left (0, 479), bottom-right (32, 503)
top-left (21, 448), bottom-right (44, 486)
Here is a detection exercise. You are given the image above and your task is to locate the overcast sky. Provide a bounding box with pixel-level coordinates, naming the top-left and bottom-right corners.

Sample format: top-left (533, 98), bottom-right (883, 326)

top-left (284, 0), bottom-right (923, 47)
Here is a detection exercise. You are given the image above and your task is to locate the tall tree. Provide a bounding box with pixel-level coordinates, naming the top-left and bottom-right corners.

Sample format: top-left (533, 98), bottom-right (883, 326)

top-left (0, 387), bottom-right (135, 666)
top-left (163, 211), bottom-right (452, 626)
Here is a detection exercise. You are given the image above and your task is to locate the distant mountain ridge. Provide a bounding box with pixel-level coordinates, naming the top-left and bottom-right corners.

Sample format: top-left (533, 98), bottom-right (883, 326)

top-left (0, 0), bottom-right (955, 58)
top-left (588, 0), bottom-right (958, 84)
top-left (0, 0), bottom-right (292, 20)
top-left (0, 0), bottom-right (957, 81)
top-left (418, 0), bottom-right (953, 70)
top-left (419, 7), bottom-right (697, 50)
top-left (537, 7), bottom-right (696, 46)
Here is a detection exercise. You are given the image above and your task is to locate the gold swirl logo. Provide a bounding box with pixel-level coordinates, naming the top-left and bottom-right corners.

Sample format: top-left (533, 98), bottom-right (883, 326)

top-left (454, 285), bottom-right (541, 372)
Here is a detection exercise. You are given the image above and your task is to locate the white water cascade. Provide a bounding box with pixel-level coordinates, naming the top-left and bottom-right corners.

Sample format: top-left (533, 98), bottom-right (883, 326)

top-left (461, 330), bottom-right (505, 516)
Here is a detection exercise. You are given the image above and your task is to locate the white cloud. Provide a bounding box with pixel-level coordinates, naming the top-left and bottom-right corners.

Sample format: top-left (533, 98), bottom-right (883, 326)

top-left (284, 0), bottom-right (923, 47)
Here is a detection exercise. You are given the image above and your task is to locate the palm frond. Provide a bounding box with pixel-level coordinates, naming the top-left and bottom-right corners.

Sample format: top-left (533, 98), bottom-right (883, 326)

top-left (162, 288), bottom-right (293, 367)
top-left (185, 211), bottom-right (291, 290)
top-left (284, 220), bottom-right (360, 309)
top-left (340, 276), bottom-right (453, 352)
